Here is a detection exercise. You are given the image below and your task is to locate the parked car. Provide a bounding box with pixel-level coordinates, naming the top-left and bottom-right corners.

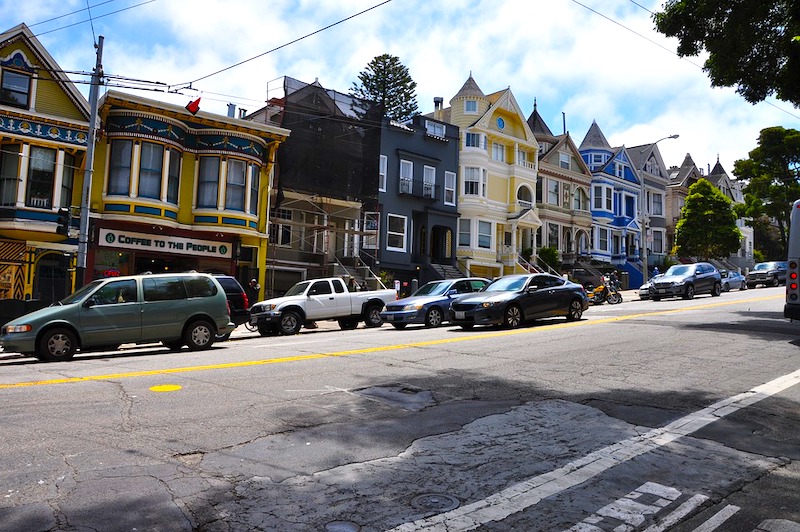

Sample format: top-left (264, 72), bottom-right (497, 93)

top-left (0, 273), bottom-right (234, 362)
top-left (212, 274), bottom-right (250, 340)
top-left (650, 263), bottom-right (722, 300)
top-left (746, 261), bottom-right (787, 288)
top-left (381, 277), bottom-right (489, 329)
top-left (448, 273), bottom-right (589, 330)
top-left (719, 270), bottom-right (747, 292)
top-left (249, 277), bottom-right (397, 336)
top-left (638, 274), bottom-right (664, 300)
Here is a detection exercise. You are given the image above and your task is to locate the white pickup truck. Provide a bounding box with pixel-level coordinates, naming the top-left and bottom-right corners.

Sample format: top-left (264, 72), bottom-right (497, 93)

top-left (248, 277), bottom-right (397, 335)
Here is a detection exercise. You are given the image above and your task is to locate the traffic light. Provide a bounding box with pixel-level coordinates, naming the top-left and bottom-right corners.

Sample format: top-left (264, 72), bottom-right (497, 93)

top-left (56, 208), bottom-right (70, 236)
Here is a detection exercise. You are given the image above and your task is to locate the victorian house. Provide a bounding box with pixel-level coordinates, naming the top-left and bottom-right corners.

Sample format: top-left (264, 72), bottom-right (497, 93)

top-left (0, 23), bottom-right (90, 308)
top-left (579, 121), bottom-right (645, 285)
top-left (87, 91), bottom-right (289, 295)
top-left (706, 158), bottom-right (753, 271)
top-left (666, 153), bottom-right (705, 254)
top-left (527, 101), bottom-right (593, 271)
top-left (432, 75), bottom-right (541, 279)
top-left (366, 112), bottom-right (460, 290)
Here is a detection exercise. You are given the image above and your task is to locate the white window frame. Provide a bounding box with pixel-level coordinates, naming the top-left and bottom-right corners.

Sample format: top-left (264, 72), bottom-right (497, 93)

top-left (547, 179), bottom-right (560, 206)
top-left (399, 159), bottom-right (413, 194)
top-left (425, 120), bottom-right (445, 137)
top-left (386, 213), bottom-right (407, 252)
top-left (379, 154), bottom-right (387, 192)
top-left (362, 211), bottom-right (379, 250)
top-left (477, 220), bottom-right (492, 249)
top-left (615, 162), bottom-right (624, 178)
top-left (592, 184), bottom-right (613, 212)
top-left (458, 218), bottom-right (471, 247)
top-left (423, 165), bottom-right (436, 199)
top-left (492, 142), bottom-right (505, 162)
top-left (463, 166), bottom-right (487, 197)
top-left (464, 100), bottom-right (478, 114)
top-left (270, 208), bottom-right (292, 247)
top-left (465, 132), bottom-right (482, 149)
top-left (598, 227), bottom-right (610, 252)
top-left (559, 152), bottom-right (570, 170)
top-left (652, 192), bottom-right (664, 216)
top-left (444, 171), bottom-right (456, 206)
top-left (652, 229), bottom-right (665, 254)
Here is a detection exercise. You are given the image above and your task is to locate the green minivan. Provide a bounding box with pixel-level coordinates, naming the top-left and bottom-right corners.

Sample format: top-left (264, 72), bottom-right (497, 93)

top-left (0, 273), bottom-right (235, 362)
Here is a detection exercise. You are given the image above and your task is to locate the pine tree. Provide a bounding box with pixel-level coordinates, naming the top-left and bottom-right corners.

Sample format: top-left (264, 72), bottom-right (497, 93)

top-left (350, 54), bottom-right (419, 122)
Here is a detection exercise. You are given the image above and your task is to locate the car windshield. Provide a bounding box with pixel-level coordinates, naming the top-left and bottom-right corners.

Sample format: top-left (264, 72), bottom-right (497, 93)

top-left (412, 281), bottom-right (450, 297)
top-left (665, 265), bottom-right (692, 276)
top-left (485, 276), bottom-right (527, 292)
top-left (753, 263), bottom-right (771, 271)
top-left (59, 280), bottom-right (104, 305)
top-left (284, 281), bottom-right (311, 296)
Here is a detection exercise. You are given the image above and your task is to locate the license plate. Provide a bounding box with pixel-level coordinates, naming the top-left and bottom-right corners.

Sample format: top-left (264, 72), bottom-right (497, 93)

top-left (455, 311), bottom-right (465, 320)
top-left (657, 289), bottom-right (666, 294)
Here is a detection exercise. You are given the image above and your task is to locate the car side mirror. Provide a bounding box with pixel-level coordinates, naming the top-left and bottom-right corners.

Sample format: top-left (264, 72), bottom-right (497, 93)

top-left (446, 289), bottom-right (457, 297)
top-left (527, 285), bottom-right (539, 292)
top-left (83, 297), bottom-right (97, 308)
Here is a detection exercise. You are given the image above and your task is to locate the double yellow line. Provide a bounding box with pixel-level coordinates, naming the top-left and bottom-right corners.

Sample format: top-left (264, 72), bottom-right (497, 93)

top-left (0, 294), bottom-right (781, 389)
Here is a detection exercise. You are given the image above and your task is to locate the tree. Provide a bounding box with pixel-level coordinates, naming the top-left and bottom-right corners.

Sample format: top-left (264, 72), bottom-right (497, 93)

top-left (673, 179), bottom-right (742, 260)
top-left (350, 54), bottom-right (419, 122)
top-left (653, 0), bottom-right (800, 106)
top-left (733, 126), bottom-right (800, 255)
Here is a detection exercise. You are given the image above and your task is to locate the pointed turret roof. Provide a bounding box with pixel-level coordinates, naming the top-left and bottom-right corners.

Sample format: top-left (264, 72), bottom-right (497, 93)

top-left (579, 120), bottom-right (611, 150)
top-left (450, 73), bottom-right (485, 104)
top-left (527, 99), bottom-right (554, 140)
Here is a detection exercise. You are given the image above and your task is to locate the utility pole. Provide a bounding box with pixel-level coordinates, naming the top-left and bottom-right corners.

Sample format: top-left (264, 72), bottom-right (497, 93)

top-left (75, 36), bottom-right (104, 289)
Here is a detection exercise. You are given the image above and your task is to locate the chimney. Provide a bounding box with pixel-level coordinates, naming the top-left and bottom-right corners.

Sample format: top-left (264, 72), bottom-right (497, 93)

top-left (433, 96), bottom-right (443, 120)
top-left (227, 103), bottom-right (236, 118)
top-left (238, 108), bottom-right (248, 119)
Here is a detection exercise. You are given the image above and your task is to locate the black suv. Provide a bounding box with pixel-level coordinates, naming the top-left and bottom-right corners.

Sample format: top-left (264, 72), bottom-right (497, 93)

top-left (746, 261), bottom-right (787, 288)
top-left (212, 275), bottom-right (250, 339)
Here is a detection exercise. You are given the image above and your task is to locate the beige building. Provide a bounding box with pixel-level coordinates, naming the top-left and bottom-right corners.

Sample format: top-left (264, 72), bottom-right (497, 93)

top-left (433, 75), bottom-right (541, 279)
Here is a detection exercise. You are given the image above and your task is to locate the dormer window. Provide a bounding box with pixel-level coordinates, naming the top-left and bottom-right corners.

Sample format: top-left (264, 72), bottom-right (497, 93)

top-left (425, 120), bottom-right (445, 137)
top-left (464, 100), bottom-right (477, 113)
top-left (0, 69), bottom-right (31, 109)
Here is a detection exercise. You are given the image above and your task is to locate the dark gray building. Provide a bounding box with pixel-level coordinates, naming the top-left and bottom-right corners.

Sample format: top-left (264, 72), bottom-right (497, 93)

top-left (362, 114), bottom-right (460, 294)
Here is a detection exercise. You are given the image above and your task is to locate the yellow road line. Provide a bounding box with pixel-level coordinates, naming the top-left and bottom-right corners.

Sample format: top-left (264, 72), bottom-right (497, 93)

top-left (0, 294), bottom-right (782, 389)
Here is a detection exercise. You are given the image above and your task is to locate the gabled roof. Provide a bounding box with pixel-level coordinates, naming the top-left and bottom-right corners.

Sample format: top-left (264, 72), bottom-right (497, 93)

top-left (669, 153), bottom-right (703, 187)
top-left (579, 120), bottom-right (612, 151)
top-left (0, 23), bottom-right (90, 121)
top-left (471, 87), bottom-right (537, 143)
top-left (628, 143), bottom-right (668, 179)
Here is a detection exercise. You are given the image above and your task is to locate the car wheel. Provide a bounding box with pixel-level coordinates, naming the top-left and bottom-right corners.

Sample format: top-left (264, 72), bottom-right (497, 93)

top-left (364, 305), bottom-right (384, 328)
top-left (279, 311), bottom-right (302, 335)
top-left (503, 304), bottom-right (522, 329)
top-left (391, 323), bottom-right (407, 330)
top-left (722, 282), bottom-right (730, 292)
top-left (566, 299), bottom-right (583, 321)
top-left (184, 319), bottom-right (215, 350)
top-left (741, 281), bottom-right (747, 290)
top-left (652, 296), bottom-right (661, 301)
top-left (711, 282), bottom-right (722, 297)
top-left (338, 317), bottom-right (359, 330)
top-left (37, 328), bottom-right (77, 362)
top-left (424, 307), bottom-right (444, 328)
top-left (683, 284), bottom-right (695, 300)
top-left (772, 278), bottom-right (780, 287)
top-left (258, 325), bottom-right (278, 337)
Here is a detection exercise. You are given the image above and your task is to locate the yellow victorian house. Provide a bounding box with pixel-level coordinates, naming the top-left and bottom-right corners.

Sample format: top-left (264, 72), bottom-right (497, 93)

top-left (0, 23), bottom-right (90, 309)
top-left (433, 75), bottom-right (541, 278)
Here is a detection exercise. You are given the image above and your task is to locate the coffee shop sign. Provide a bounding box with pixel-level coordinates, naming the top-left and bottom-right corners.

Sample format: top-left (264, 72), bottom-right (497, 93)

top-left (99, 229), bottom-right (232, 258)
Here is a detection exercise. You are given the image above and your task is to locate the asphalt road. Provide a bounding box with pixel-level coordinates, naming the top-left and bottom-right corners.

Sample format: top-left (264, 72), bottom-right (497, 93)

top-left (0, 286), bottom-right (798, 532)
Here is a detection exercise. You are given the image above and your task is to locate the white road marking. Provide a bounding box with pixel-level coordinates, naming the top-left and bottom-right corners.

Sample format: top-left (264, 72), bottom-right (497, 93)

top-left (690, 505), bottom-right (741, 532)
top-left (642, 494), bottom-right (709, 531)
top-left (388, 368), bottom-right (800, 531)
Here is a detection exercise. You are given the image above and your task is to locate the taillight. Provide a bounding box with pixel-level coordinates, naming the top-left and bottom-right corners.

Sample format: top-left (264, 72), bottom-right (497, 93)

top-left (243, 293), bottom-right (250, 309)
top-left (226, 300), bottom-right (231, 316)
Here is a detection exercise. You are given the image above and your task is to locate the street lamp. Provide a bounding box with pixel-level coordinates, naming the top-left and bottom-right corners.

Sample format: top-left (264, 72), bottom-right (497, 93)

top-left (640, 134), bottom-right (679, 284)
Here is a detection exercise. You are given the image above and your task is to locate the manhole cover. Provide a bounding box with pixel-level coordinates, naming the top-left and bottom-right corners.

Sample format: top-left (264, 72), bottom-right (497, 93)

top-left (324, 520), bottom-right (361, 532)
top-left (411, 493), bottom-right (460, 512)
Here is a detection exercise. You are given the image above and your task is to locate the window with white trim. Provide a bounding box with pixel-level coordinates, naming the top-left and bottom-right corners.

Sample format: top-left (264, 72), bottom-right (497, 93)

top-left (547, 179), bottom-right (560, 206)
top-left (0, 143), bottom-right (20, 207)
top-left (270, 208), bottom-right (292, 246)
top-left (399, 159), bottom-right (413, 194)
top-left (463, 166), bottom-right (486, 197)
top-left (425, 120), bottom-right (445, 137)
top-left (248, 163), bottom-right (258, 214)
top-left (0, 68), bottom-right (31, 109)
top-left (423, 165), bottom-right (435, 199)
top-left (444, 171), bottom-right (456, 206)
top-left (614, 162), bottom-right (624, 178)
top-left (478, 220), bottom-right (492, 249)
top-left (464, 100), bottom-right (477, 113)
top-left (598, 227), bottom-right (609, 252)
top-left (492, 142), bottom-right (505, 162)
top-left (592, 184), bottom-right (613, 212)
top-left (138, 142), bottom-right (163, 199)
top-left (652, 229), bottom-right (665, 254)
top-left (363, 212), bottom-right (379, 249)
top-left (197, 157), bottom-right (220, 208)
top-left (108, 140), bottom-right (132, 196)
top-left (386, 213), bottom-right (407, 251)
top-left (167, 149), bottom-right (181, 205)
top-left (652, 192), bottom-right (664, 216)
top-left (458, 218), bottom-right (471, 246)
top-left (60, 153), bottom-right (75, 208)
top-left (225, 158), bottom-right (247, 211)
top-left (379, 154), bottom-right (387, 192)
top-left (548, 223), bottom-right (560, 249)
top-left (559, 152), bottom-right (570, 170)
top-left (465, 132), bottom-right (483, 148)
top-left (26, 146), bottom-right (56, 209)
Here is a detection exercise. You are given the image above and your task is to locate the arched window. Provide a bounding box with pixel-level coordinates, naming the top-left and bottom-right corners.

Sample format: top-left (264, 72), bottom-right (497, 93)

top-left (517, 185), bottom-right (533, 209)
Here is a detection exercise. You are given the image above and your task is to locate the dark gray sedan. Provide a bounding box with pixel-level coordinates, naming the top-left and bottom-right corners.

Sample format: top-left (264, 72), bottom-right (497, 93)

top-left (449, 273), bottom-right (589, 330)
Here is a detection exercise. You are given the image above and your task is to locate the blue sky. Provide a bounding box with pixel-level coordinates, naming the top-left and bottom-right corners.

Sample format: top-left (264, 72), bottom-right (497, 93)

top-left (4, 0), bottom-right (800, 175)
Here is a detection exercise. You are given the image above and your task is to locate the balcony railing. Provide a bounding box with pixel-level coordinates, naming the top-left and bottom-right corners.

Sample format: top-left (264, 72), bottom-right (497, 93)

top-left (398, 178), bottom-right (439, 201)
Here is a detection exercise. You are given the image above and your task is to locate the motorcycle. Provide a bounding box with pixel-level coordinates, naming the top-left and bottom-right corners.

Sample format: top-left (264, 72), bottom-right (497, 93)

top-left (587, 275), bottom-right (623, 305)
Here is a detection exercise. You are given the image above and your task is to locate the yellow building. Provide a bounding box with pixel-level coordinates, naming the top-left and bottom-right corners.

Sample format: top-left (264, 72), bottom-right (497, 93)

top-left (0, 23), bottom-right (90, 307)
top-left (434, 75), bottom-right (541, 278)
top-left (87, 91), bottom-right (290, 297)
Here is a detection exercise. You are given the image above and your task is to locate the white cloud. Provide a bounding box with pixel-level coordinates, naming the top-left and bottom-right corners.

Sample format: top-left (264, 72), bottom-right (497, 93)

top-left (3, 0), bottom-right (797, 175)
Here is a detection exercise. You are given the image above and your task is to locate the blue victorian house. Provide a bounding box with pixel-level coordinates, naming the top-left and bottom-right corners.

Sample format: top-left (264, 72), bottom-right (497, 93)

top-left (579, 121), bottom-right (646, 286)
